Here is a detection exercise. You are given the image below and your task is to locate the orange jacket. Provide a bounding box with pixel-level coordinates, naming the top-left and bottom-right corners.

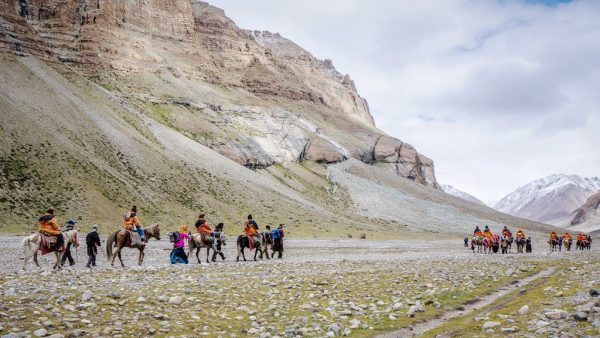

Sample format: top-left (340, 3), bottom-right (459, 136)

top-left (483, 230), bottom-right (493, 238)
top-left (244, 222), bottom-right (257, 237)
top-left (123, 216), bottom-right (140, 230)
top-left (474, 230), bottom-right (483, 237)
top-left (197, 223), bottom-right (212, 235)
top-left (563, 233), bottom-right (572, 240)
top-left (577, 233), bottom-right (583, 241)
top-left (39, 214), bottom-right (61, 235)
top-left (516, 230), bottom-right (525, 238)
top-left (550, 232), bottom-right (557, 239)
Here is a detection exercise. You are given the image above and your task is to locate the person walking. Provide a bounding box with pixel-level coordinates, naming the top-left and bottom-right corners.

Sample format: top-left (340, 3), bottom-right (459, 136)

top-left (85, 224), bottom-right (101, 268)
top-left (61, 219), bottom-right (77, 266)
top-left (170, 225), bottom-right (190, 264)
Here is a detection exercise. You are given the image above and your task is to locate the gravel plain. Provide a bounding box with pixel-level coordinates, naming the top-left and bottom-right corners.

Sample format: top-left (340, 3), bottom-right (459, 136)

top-left (0, 235), bottom-right (599, 337)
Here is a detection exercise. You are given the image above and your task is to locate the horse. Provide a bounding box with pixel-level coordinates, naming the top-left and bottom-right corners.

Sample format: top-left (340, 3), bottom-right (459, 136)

top-left (106, 224), bottom-right (160, 267)
top-left (471, 236), bottom-right (483, 253)
top-left (515, 237), bottom-right (526, 253)
top-left (236, 234), bottom-right (264, 261)
top-left (564, 238), bottom-right (572, 251)
top-left (22, 230), bottom-right (79, 270)
top-left (550, 238), bottom-right (559, 251)
top-left (189, 231), bottom-right (227, 264)
top-left (483, 236), bottom-right (496, 254)
top-left (505, 236), bottom-right (513, 253)
top-left (500, 237), bottom-right (510, 254)
top-left (577, 239), bottom-right (590, 251)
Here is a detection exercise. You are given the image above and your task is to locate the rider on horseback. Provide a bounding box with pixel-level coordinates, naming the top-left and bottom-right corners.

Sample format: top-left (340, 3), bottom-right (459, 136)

top-left (473, 226), bottom-right (483, 237)
top-left (195, 214), bottom-right (214, 243)
top-left (563, 232), bottom-right (572, 241)
top-left (516, 228), bottom-right (525, 238)
top-left (483, 226), bottom-right (494, 239)
top-left (502, 226), bottom-right (512, 238)
top-left (39, 208), bottom-right (63, 252)
top-left (123, 207), bottom-right (145, 244)
top-left (244, 214), bottom-right (260, 249)
top-left (549, 231), bottom-right (558, 241)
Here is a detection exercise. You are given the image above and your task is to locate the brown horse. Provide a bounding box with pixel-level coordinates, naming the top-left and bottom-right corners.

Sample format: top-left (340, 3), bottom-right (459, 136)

top-left (189, 232), bottom-right (227, 264)
top-left (106, 224), bottom-right (160, 267)
top-left (471, 236), bottom-right (483, 253)
top-left (236, 234), bottom-right (263, 261)
top-left (515, 237), bottom-right (526, 253)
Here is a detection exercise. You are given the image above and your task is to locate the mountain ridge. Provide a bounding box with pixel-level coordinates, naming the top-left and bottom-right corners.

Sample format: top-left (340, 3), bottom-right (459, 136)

top-left (442, 185), bottom-right (486, 206)
top-left (494, 174), bottom-right (600, 223)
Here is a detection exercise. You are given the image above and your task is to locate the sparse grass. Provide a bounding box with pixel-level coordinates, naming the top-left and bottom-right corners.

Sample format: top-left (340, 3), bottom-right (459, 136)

top-left (424, 260), bottom-right (600, 338)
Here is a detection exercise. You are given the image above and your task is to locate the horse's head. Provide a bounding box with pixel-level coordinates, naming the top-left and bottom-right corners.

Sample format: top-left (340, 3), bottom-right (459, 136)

top-left (145, 224), bottom-right (160, 241)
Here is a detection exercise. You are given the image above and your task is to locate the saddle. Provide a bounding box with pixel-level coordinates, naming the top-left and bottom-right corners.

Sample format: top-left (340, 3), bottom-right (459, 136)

top-left (193, 233), bottom-right (214, 245)
top-left (120, 230), bottom-right (143, 246)
top-left (38, 232), bottom-right (64, 255)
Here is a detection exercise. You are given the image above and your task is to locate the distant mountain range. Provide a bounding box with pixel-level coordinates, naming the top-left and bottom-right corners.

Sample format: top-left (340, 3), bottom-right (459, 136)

top-left (442, 185), bottom-right (486, 206)
top-left (494, 174), bottom-right (600, 224)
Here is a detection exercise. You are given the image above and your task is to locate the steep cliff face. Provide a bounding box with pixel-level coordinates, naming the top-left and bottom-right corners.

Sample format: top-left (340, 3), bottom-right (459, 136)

top-left (0, 0), bottom-right (438, 188)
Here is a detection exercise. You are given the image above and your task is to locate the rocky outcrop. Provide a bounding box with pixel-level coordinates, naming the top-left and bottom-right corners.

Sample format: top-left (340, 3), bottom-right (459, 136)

top-left (303, 137), bottom-right (346, 164)
top-left (373, 136), bottom-right (438, 188)
top-left (571, 190), bottom-right (600, 226)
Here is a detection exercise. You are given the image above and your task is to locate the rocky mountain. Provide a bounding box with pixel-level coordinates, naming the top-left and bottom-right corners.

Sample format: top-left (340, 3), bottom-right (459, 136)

top-left (0, 0), bottom-right (555, 236)
top-left (442, 185), bottom-right (486, 206)
top-left (494, 174), bottom-right (600, 223)
top-left (565, 190), bottom-right (600, 233)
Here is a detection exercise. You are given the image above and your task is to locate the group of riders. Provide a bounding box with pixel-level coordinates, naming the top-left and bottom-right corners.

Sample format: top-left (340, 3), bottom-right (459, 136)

top-left (469, 225), bottom-right (593, 253)
top-left (36, 206), bottom-right (285, 267)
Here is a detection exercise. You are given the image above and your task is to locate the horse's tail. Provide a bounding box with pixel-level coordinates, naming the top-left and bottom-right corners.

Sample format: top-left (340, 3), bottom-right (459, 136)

top-left (189, 234), bottom-right (197, 251)
top-left (106, 231), bottom-right (116, 260)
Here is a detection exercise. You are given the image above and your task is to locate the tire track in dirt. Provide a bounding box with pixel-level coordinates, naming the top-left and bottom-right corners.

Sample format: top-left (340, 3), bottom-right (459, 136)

top-left (375, 267), bottom-right (557, 338)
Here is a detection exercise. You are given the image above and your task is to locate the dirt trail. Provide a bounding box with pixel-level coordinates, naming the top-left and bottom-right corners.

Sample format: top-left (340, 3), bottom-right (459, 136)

top-left (375, 267), bottom-right (557, 338)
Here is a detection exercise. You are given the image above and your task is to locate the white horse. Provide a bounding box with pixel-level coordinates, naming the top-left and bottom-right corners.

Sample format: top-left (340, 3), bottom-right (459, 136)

top-left (22, 230), bottom-right (79, 270)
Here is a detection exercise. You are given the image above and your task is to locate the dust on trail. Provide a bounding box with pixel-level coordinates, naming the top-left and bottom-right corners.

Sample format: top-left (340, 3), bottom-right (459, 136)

top-left (375, 267), bottom-right (557, 338)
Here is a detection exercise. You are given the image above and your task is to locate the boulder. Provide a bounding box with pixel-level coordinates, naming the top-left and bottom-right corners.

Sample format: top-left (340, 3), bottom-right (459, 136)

top-left (304, 138), bottom-right (345, 163)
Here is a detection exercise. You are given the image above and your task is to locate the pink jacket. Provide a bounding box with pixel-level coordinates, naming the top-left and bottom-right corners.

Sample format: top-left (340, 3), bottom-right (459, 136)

top-left (173, 232), bottom-right (189, 248)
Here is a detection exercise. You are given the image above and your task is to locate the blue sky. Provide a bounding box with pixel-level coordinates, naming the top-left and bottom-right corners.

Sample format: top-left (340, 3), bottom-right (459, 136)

top-left (209, 0), bottom-right (600, 204)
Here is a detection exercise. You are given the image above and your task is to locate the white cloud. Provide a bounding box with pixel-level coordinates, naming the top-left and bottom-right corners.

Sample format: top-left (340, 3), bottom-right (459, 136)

top-left (208, 0), bottom-right (600, 202)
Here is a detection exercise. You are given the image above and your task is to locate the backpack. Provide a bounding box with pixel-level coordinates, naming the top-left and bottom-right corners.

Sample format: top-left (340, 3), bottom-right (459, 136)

top-left (271, 229), bottom-right (280, 239)
top-left (169, 231), bottom-right (180, 243)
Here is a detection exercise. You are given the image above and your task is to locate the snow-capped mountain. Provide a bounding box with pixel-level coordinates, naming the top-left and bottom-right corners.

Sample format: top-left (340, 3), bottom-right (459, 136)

top-left (494, 174), bottom-right (600, 223)
top-left (442, 185), bottom-right (486, 206)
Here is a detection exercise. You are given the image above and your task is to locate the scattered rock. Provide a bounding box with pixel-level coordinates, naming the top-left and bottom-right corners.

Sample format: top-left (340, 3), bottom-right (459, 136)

top-left (518, 305), bottom-right (529, 315)
top-left (544, 309), bottom-right (568, 320)
top-left (482, 321), bottom-right (500, 329)
top-left (81, 290), bottom-right (93, 302)
top-left (169, 296), bottom-right (183, 305)
top-left (34, 329), bottom-right (48, 337)
top-left (500, 327), bottom-right (518, 333)
top-left (590, 289), bottom-right (600, 297)
top-left (573, 311), bottom-right (588, 321)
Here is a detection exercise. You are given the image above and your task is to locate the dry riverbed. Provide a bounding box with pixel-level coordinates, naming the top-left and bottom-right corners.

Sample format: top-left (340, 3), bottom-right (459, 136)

top-left (0, 236), bottom-right (599, 337)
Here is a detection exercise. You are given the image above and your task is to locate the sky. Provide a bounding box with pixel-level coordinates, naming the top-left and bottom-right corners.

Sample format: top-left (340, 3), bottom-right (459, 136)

top-left (209, 0), bottom-right (600, 204)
